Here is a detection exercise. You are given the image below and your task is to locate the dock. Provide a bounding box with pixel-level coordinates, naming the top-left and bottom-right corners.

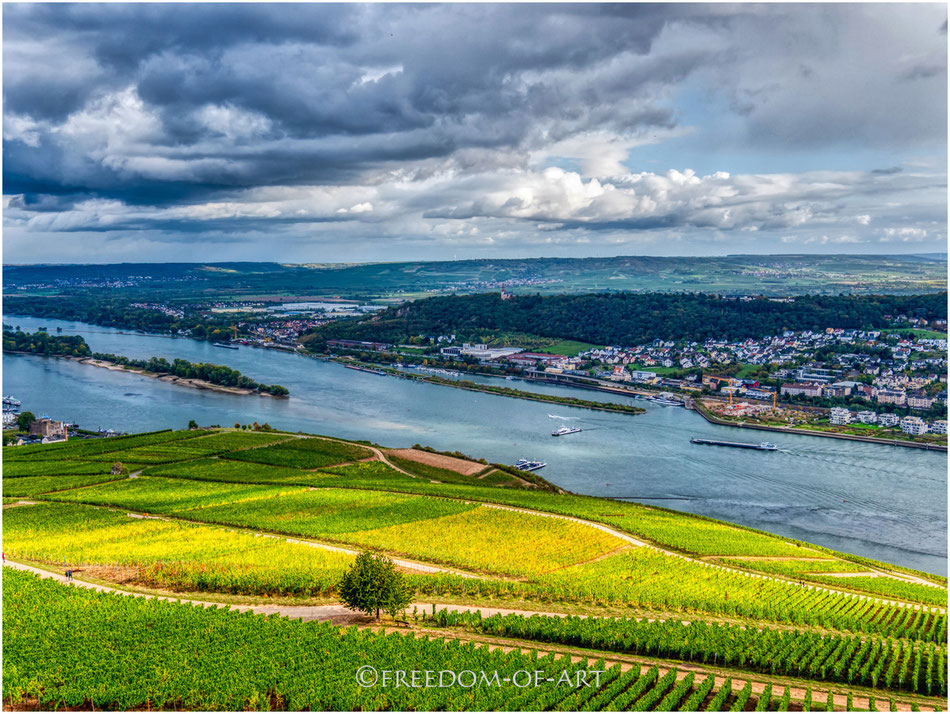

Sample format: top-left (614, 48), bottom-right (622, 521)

top-left (344, 364), bottom-right (387, 376)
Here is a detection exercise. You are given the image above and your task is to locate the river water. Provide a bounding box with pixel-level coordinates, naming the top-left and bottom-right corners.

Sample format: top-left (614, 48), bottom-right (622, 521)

top-left (3, 315), bottom-right (947, 575)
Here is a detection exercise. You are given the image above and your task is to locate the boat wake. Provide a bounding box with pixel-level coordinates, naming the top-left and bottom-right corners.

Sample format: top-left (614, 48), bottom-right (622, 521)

top-left (548, 414), bottom-right (578, 420)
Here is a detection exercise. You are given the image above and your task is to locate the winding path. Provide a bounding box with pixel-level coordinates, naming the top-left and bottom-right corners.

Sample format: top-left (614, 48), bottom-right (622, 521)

top-left (25, 431), bottom-right (948, 611)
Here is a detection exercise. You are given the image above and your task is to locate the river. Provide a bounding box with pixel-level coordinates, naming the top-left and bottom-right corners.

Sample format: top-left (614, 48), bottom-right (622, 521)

top-left (3, 315), bottom-right (947, 575)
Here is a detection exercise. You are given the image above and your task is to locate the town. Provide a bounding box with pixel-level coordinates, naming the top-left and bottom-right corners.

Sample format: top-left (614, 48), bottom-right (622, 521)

top-left (324, 316), bottom-right (948, 444)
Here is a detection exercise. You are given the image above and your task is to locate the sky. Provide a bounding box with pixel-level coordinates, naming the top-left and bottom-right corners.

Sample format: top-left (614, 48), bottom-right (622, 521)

top-left (2, 3), bottom-right (947, 264)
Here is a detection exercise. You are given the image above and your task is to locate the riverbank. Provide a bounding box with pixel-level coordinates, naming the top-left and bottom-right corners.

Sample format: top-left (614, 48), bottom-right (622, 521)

top-left (5, 351), bottom-right (287, 398)
top-left (80, 358), bottom-right (280, 397)
top-left (691, 399), bottom-right (948, 452)
top-left (336, 359), bottom-right (646, 415)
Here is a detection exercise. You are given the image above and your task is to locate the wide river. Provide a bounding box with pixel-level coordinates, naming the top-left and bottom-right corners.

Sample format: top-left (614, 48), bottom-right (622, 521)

top-left (3, 315), bottom-right (947, 575)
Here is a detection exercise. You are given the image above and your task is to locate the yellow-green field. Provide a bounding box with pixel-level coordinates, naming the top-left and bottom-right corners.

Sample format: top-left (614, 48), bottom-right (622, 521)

top-left (3, 427), bottom-right (947, 711)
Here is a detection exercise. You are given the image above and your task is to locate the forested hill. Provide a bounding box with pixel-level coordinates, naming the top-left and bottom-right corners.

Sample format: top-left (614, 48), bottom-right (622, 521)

top-left (302, 292), bottom-right (948, 347)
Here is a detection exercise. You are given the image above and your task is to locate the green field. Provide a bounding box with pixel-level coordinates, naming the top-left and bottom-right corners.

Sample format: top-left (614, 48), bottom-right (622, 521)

top-left (543, 340), bottom-right (602, 356)
top-left (881, 328), bottom-right (948, 340)
top-left (631, 364), bottom-right (682, 375)
top-left (3, 427), bottom-right (947, 711)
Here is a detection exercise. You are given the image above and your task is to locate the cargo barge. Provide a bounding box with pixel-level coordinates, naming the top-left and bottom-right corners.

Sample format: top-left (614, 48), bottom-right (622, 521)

top-left (691, 437), bottom-right (778, 451)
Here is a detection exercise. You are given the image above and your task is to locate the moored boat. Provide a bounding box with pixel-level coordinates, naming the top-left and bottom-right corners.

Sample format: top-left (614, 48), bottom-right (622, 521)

top-left (648, 392), bottom-right (685, 406)
top-left (514, 458), bottom-right (547, 471)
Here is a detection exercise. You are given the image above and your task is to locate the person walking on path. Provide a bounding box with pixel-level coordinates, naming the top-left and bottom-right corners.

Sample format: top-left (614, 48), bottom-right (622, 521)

top-left (66, 568), bottom-right (73, 582)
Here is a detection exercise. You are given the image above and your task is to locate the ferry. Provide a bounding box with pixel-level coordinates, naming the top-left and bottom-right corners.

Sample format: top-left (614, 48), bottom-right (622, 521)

top-left (505, 376), bottom-right (517, 381)
top-left (691, 437), bottom-right (778, 451)
top-left (648, 392), bottom-right (685, 406)
top-left (2, 396), bottom-right (21, 407)
top-left (514, 458), bottom-right (547, 471)
top-left (212, 342), bottom-right (239, 350)
top-left (552, 426), bottom-right (582, 437)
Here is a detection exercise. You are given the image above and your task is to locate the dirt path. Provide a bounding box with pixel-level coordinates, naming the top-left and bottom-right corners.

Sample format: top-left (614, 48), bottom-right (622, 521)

top-left (4, 560), bottom-right (554, 622)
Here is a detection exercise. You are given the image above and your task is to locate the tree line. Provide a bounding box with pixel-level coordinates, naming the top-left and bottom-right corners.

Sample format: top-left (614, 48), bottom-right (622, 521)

top-left (304, 291), bottom-right (948, 347)
top-left (4, 296), bottom-right (237, 342)
top-left (2, 329), bottom-right (287, 396)
top-left (2, 330), bottom-right (91, 357)
top-left (91, 352), bottom-right (289, 396)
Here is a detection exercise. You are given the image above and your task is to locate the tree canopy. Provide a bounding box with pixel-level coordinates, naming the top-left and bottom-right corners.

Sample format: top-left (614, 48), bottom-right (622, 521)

top-left (337, 552), bottom-right (414, 621)
top-left (304, 292), bottom-right (948, 347)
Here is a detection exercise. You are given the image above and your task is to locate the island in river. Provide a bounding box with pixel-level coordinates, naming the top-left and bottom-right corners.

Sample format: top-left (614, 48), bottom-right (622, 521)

top-left (2, 329), bottom-right (289, 397)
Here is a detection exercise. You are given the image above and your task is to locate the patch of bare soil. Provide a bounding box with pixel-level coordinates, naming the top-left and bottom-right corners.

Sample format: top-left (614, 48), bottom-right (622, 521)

top-left (387, 448), bottom-right (485, 475)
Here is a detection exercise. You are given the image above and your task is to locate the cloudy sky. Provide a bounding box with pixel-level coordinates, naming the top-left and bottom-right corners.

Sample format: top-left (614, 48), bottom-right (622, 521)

top-left (3, 3), bottom-right (947, 264)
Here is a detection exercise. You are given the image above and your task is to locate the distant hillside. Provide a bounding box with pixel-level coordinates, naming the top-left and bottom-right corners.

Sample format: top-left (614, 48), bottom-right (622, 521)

top-left (4, 254), bottom-right (946, 299)
top-left (302, 292), bottom-right (949, 347)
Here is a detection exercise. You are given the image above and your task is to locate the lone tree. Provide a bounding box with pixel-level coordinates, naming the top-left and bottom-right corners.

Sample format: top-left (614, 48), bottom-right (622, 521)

top-left (338, 551), bottom-right (414, 621)
top-left (187, 419), bottom-right (199, 430)
top-left (16, 411), bottom-right (35, 432)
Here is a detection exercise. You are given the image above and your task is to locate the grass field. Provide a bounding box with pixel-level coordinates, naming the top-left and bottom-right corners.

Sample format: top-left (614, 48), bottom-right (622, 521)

top-left (880, 328), bottom-right (948, 340)
top-left (630, 364), bottom-right (682, 375)
top-left (542, 340), bottom-right (602, 356)
top-left (3, 427), bottom-right (947, 711)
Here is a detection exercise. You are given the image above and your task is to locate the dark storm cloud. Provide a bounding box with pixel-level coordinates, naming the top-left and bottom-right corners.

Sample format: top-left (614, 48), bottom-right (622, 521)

top-left (3, 3), bottom-right (713, 202)
top-left (2, 3), bottom-right (946, 261)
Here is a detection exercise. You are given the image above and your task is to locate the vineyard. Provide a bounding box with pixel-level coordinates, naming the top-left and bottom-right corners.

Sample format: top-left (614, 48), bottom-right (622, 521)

top-left (2, 429), bottom-right (209, 461)
top-left (430, 610), bottom-right (948, 696)
top-left (716, 559), bottom-right (871, 576)
top-left (3, 427), bottom-right (948, 711)
top-left (224, 436), bottom-right (373, 469)
top-left (28, 475), bottom-right (948, 639)
top-left (3, 502), bottom-right (356, 596)
top-left (2, 472), bottom-right (127, 497)
top-left (541, 552), bottom-right (946, 642)
top-left (338, 505), bottom-right (627, 577)
top-left (49, 476), bottom-right (308, 513)
top-left (4, 458), bottom-right (140, 477)
top-left (5, 569), bottom-right (936, 712)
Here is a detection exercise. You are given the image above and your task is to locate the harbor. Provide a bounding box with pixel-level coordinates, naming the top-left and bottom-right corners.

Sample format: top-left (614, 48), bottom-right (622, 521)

top-left (3, 314), bottom-right (947, 575)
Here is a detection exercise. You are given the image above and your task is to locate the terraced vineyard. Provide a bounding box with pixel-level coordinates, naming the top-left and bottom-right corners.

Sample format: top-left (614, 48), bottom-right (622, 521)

top-left (2, 472), bottom-right (128, 497)
top-left (431, 610), bottom-right (948, 696)
top-left (2, 428), bottom-right (947, 711)
top-left (4, 570), bottom-right (932, 712)
top-left (224, 436), bottom-right (373, 469)
top-left (3, 502), bottom-right (356, 596)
